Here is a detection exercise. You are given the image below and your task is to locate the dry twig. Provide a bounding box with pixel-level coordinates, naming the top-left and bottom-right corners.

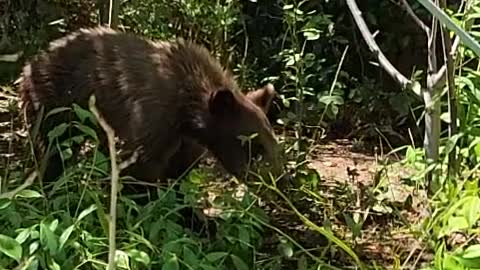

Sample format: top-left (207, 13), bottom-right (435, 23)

top-left (88, 95), bottom-right (119, 270)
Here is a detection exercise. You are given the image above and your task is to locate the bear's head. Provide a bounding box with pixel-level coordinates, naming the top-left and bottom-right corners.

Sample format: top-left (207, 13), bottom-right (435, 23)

top-left (204, 83), bottom-right (283, 179)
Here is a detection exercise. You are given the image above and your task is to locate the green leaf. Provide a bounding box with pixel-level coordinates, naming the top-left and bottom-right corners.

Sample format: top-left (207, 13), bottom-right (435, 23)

top-left (162, 255), bottom-right (179, 270)
top-left (40, 221), bottom-right (58, 255)
top-left (318, 95), bottom-right (344, 105)
top-left (446, 216), bottom-right (469, 233)
top-left (29, 241), bottom-right (39, 255)
top-left (462, 196), bottom-right (480, 227)
top-left (411, 81), bottom-right (422, 96)
top-left (73, 104), bottom-right (96, 124)
top-left (47, 258), bottom-right (61, 270)
top-left (183, 246), bottom-right (199, 267)
top-left (61, 147), bottom-right (73, 160)
top-left (464, 244), bottom-right (480, 258)
top-left (0, 199), bottom-right (11, 210)
top-left (200, 264), bottom-right (218, 270)
top-left (302, 28), bottom-right (320, 40)
top-left (49, 219), bottom-right (59, 232)
top-left (230, 254), bottom-right (249, 270)
top-left (454, 244), bottom-right (480, 268)
top-left (277, 242), bottom-right (293, 258)
top-left (238, 226), bottom-right (250, 247)
top-left (93, 150), bottom-right (109, 174)
top-left (14, 189), bottom-right (43, 199)
top-left (75, 124), bottom-right (98, 140)
top-left (59, 225), bottom-right (75, 249)
top-left (44, 107), bottom-right (70, 120)
top-left (47, 123), bottom-right (69, 143)
top-left (15, 229), bottom-right (31, 244)
top-left (127, 249), bottom-right (150, 266)
top-left (0, 234), bottom-right (22, 262)
top-left (77, 204), bottom-right (97, 223)
top-left (205, 252), bottom-right (229, 262)
top-left (444, 253), bottom-right (463, 270)
top-left (115, 250), bottom-right (130, 269)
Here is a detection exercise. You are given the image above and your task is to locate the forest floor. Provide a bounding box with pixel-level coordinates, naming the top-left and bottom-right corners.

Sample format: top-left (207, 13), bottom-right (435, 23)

top-left (304, 140), bottom-right (431, 268)
top-left (0, 86), bottom-right (432, 269)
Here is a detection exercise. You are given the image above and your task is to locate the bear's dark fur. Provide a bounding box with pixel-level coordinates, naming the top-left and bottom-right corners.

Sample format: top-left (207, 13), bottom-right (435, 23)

top-left (19, 27), bottom-right (282, 183)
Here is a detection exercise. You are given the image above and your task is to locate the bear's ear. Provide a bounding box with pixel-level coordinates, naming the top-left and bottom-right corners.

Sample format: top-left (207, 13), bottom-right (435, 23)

top-left (209, 89), bottom-right (237, 116)
top-left (246, 83), bottom-right (275, 113)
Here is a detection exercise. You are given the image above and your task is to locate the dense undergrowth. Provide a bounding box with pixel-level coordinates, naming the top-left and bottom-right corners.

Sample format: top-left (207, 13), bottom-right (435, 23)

top-left (1, 0), bottom-right (480, 269)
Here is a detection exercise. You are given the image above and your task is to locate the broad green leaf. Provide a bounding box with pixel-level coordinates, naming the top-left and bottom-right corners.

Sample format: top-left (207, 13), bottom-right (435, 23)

top-left (0, 199), bottom-right (11, 210)
top-left (318, 95), bottom-right (344, 105)
top-left (40, 222), bottom-right (58, 255)
top-left (73, 103), bottom-right (97, 124)
top-left (464, 244), bottom-right (480, 258)
top-left (183, 246), bottom-right (199, 267)
top-left (49, 219), bottom-right (59, 232)
top-left (162, 256), bottom-right (179, 270)
top-left (15, 228), bottom-right (31, 244)
top-left (77, 204), bottom-right (97, 223)
top-left (454, 244), bottom-right (480, 268)
top-left (230, 254), bottom-right (249, 270)
top-left (302, 28), bottom-right (320, 40)
top-left (15, 190), bottom-right (43, 199)
top-left (47, 123), bottom-right (69, 143)
top-left (61, 148), bottom-right (73, 160)
top-left (93, 150), bottom-right (109, 174)
top-left (75, 124), bottom-right (98, 140)
top-left (115, 250), bottom-right (130, 269)
top-left (411, 81), bottom-right (421, 96)
top-left (238, 226), bottom-right (250, 247)
top-left (44, 107), bottom-right (70, 120)
top-left (205, 252), bottom-right (229, 262)
top-left (462, 196), bottom-right (480, 227)
top-left (29, 241), bottom-right (39, 255)
top-left (47, 258), bottom-right (61, 270)
top-left (127, 249), bottom-right (150, 266)
top-left (277, 242), bottom-right (293, 258)
top-left (200, 264), bottom-right (218, 270)
top-left (0, 234), bottom-right (22, 262)
top-left (59, 225), bottom-right (75, 249)
top-left (444, 253), bottom-right (464, 270)
top-left (444, 216), bottom-right (469, 236)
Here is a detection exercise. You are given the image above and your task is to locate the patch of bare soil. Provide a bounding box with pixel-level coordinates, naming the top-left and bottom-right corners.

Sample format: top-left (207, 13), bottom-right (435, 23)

top-left (297, 139), bottom-right (432, 269)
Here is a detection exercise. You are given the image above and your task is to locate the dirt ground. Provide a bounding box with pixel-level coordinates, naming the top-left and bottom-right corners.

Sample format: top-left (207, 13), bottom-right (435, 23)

top-left (304, 140), bottom-right (431, 269)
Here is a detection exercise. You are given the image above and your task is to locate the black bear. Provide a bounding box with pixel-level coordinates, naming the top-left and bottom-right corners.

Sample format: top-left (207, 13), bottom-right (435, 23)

top-left (19, 27), bottom-right (282, 183)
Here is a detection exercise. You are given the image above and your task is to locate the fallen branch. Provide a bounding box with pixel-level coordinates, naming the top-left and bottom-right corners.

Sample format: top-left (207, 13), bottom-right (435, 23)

top-left (88, 95), bottom-right (119, 270)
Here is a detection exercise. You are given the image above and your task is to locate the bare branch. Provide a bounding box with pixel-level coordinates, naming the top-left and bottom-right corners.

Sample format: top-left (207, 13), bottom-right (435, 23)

top-left (430, 37), bottom-right (458, 88)
top-left (89, 95), bottom-right (119, 270)
top-left (346, 0), bottom-right (414, 92)
top-left (399, 0), bottom-right (430, 33)
top-left (118, 148), bottom-right (140, 171)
